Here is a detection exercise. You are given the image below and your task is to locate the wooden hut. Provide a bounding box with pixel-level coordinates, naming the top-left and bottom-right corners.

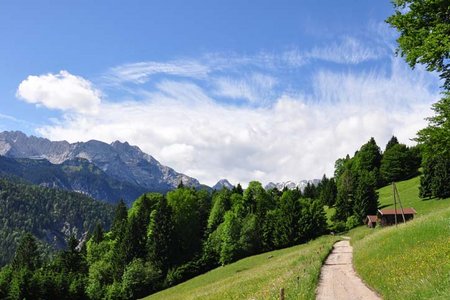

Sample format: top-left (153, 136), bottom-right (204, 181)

top-left (377, 208), bottom-right (417, 226)
top-left (365, 215), bottom-right (377, 228)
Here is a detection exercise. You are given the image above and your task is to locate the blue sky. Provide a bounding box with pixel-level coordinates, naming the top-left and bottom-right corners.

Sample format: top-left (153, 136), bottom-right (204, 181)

top-left (0, 1), bottom-right (442, 185)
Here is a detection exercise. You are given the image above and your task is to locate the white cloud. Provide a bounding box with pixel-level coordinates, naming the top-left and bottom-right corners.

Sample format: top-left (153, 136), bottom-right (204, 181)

top-left (307, 36), bottom-right (385, 64)
top-left (36, 58), bottom-right (439, 186)
top-left (16, 71), bottom-right (101, 114)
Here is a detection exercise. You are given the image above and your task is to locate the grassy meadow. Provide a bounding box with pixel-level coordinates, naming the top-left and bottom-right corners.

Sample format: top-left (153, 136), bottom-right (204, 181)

top-left (349, 175), bottom-right (450, 242)
top-left (377, 176), bottom-right (450, 216)
top-left (351, 176), bottom-right (450, 299)
top-left (142, 235), bottom-right (339, 300)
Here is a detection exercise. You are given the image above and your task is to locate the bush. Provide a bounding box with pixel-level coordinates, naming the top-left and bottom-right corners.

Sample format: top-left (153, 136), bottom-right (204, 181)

top-left (346, 215), bottom-right (360, 230)
top-left (164, 258), bottom-right (207, 288)
top-left (121, 259), bottom-right (161, 299)
top-left (105, 281), bottom-right (123, 300)
top-left (330, 221), bottom-right (347, 233)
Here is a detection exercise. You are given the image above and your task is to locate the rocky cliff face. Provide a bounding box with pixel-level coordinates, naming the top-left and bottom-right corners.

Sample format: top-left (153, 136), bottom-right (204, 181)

top-left (0, 131), bottom-right (201, 203)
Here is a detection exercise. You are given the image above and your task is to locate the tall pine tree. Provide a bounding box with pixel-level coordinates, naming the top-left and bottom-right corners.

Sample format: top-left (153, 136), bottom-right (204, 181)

top-left (147, 197), bottom-right (175, 273)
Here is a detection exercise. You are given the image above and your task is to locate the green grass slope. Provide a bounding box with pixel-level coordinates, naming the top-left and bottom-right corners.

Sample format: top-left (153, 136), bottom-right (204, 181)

top-left (143, 235), bottom-right (339, 300)
top-left (349, 176), bottom-right (450, 242)
top-left (377, 176), bottom-right (450, 216)
top-left (352, 176), bottom-right (450, 299)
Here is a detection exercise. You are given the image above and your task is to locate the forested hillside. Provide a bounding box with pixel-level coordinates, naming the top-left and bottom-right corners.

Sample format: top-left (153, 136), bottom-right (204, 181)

top-left (0, 180), bottom-right (329, 299)
top-left (0, 177), bottom-right (114, 266)
top-left (331, 136), bottom-right (421, 230)
top-left (0, 155), bottom-right (147, 205)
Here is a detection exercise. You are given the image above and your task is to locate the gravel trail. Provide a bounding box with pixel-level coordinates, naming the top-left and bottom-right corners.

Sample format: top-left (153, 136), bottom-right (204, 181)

top-left (316, 239), bottom-right (381, 300)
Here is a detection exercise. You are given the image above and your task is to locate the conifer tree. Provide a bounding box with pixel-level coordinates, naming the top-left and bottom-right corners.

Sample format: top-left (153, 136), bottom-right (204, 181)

top-left (111, 199), bottom-right (128, 239)
top-left (353, 170), bottom-right (379, 222)
top-left (12, 233), bottom-right (40, 271)
top-left (147, 197), bottom-right (175, 273)
top-left (385, 135), bottom-right (399, 152)
top-left (92, 223), bottom-right (104, 244)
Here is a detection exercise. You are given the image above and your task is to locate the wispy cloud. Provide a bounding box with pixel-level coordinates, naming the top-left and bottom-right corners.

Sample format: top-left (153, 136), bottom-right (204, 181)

top-left (307, 36), bottom-right (386, 64)
top-left (108, 60), bottom-right (211, 84)
top-left (105, 49), bottom-right (309, 88)
top-left (0, 113), bottom-right (21, 122)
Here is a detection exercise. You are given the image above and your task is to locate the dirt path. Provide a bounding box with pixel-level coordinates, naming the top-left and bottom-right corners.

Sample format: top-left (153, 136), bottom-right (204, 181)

top-left (316, 238), bottom-right (381, 300)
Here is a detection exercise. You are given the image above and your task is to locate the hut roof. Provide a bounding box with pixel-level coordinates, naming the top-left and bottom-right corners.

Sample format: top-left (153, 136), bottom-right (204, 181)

top-left (378, 208), bottom-right (417, 215)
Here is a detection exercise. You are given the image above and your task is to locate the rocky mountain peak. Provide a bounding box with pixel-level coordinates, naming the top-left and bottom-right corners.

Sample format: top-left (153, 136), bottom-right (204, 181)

top-left (212, 179), bottom-right (234, 190)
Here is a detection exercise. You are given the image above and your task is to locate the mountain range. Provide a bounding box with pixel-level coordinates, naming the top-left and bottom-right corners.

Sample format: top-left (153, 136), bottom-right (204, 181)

top-left (264, 179), bottom-right (321, 191)
top-left (0, 131), bottom-right (321, 203)
top-left (0, 131), bottom-right (201, 204)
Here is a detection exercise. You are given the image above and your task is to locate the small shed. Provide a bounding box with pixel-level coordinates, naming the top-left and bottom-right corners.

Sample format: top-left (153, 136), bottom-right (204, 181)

top-left (377, 208), bottom-right (417, 226)
top-left (365, 215), bottom-right (377, 228)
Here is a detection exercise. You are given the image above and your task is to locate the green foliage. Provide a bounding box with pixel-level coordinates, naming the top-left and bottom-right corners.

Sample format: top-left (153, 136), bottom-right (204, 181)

top-left (207, 189), bottom-right (231, 233)
top-left (238, 214), bottom-right (261, 256)
top-left (164, 259), bottom-right (204, 288)
top-left (243, 181), bottom-right (273, 216)
top-left (416, 95), bottom-right (450, 198)
top-left (219, 211), bottom-right (242, 265)
top-left (318, 175), bottom-right (337, 206)
top-left (332, 137), bottom-right (420, 224)
top-left (57, 235), bottom-right (88, 274)
top-left (0, 178), bottom-right (339, 299)
top-left (121, 259), bottom-right (161, 299)
top-left (12, 232), bottom-right (41, 271)
top-left (345, 215), bottom-right (360, 231)
top-left (275, 189), bottom-right (302, 246)
top-left (147, 196), bottom-right (175, 272)
top-left (167, 188), bottom-right (203, 265)
top-left (86, 260), bottom-right (114, 299)
top-left (384, 135), bottom-right (399, 152)
top-left (8, 267), bottom-right (36, 300)
top-left (111, 199), bottom-right (127, 240)
top-left (380, 143), bottom-right (420, 184)
top-left (0, 266), bottom-right (13, 298)
top-left (92, 223), bottom-right (104, 244)
top-left (298, 199), bottom-right (327, 241)
top-left (330, 221), bottom-right (347, 233)
top-left (386, 0), bottom-right (450, 90)
top-left (353, 170), bottom-right (379, 222)
top-left (334, 167), bottom-right (355, 221)
top-left (353, 137), bottom-right (382, 174)
top-left (387, 1), bottom-right (450, 199)
top-left (231, 183), bottom-right (243, 195)
top-left (122, 193), bottom-right (159, 263)
top-left (0, 177), bottom-right (114, 266)
top-left (303, 182), bottom-right (317, 199)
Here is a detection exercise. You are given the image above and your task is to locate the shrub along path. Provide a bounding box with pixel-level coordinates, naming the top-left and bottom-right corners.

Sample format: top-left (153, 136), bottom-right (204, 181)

top-left (316, 238), bottom-right (380, 300)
